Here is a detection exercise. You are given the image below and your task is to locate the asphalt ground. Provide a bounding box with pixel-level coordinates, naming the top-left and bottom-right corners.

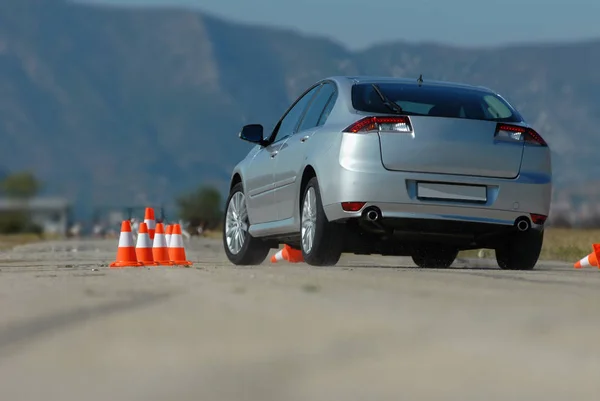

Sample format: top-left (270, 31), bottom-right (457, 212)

top-left (0, 237), bottom-right (598, 401)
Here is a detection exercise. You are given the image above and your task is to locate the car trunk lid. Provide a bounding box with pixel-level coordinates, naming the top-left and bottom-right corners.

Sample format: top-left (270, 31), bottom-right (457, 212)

top-left (378, 116), bottom-right (525, 179)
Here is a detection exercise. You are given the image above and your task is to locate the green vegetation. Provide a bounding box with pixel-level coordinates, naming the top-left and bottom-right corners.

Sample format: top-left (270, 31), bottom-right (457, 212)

top-left (1, 171), bottom-right (41, 199)
top-left (176, 185), bottom-right (223, 231)
top-left (0, 171), bottom-right (43, 235)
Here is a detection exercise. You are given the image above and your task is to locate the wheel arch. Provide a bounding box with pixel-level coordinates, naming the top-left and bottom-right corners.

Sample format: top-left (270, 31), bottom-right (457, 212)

top-left (230, 172), bottom-right (243, 191)
top-left (298, 165), bottom-right (317, 217)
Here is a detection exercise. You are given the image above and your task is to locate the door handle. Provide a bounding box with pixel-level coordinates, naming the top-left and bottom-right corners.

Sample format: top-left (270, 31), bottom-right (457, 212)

top-left (270, 151), bottom-right (278, 158)
top-left (300, 136), bottom-right (310, 143)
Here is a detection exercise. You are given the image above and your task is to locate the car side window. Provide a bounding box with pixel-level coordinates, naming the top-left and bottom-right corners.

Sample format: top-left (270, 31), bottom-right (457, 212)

top-left (297, 83), bottom-right (337, 132)
top-left (270, 85), bottom-right (321, 143)
top-left (317, 91), bottom-right (337, 126)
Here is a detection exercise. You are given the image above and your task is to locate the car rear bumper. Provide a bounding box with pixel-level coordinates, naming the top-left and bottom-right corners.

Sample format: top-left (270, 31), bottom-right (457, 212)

top-left (320, 166), bottom-right (552, 228)
top-left (324, 201), bottom-right (540, 227)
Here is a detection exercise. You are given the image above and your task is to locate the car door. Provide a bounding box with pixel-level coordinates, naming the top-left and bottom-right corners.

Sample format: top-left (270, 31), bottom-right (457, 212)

top-left (274, 82), bottom-right (338, 221)
top-left (244, 143), bottom-right (281, 225)
top-left (246, 84), bottom-right (321, 224)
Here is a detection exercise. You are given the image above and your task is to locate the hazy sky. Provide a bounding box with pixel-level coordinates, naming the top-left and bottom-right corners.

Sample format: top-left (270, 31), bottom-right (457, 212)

top-left (82, 0), bottom-right (600, 50)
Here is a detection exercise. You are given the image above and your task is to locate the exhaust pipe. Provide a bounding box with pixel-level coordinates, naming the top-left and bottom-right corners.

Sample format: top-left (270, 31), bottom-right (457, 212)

top-left (515, 217), bottom-right (530, 232)
top-left (363, 207), bottom-right (381, 222)
top-left (367, 210), bottom-right (379, 222)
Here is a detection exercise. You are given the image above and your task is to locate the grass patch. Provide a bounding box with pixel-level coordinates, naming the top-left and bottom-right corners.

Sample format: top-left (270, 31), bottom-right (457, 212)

top-left (0, 233), bottom-right (45, 250)
top-left (459, 228), bottom-right (600, 262)
top-left (203, 230), bottom-right (222, 240)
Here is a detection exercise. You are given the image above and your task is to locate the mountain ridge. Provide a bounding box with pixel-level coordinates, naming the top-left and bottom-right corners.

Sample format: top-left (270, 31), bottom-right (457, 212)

top-left (1, 0), bottom-right (598, 217)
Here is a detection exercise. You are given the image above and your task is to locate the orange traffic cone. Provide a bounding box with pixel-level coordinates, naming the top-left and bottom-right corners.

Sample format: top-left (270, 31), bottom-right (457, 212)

top-left (574, 244), bottom-right (600, 269)
top-left (135, 222), bottom-right (158, 266)
top-left (152, 223), bottom-right (174, 266)
top-left (144, 207), bottom-right (156, 240)
top-left (169, 224), bottom-right (193, 266)
top-left (110, 220), bottom-right (143, 268)
top-left (165, 224), bottom-right (173, 247)
top-left (270, 244), bottom-right (304, 263)
top-left (286, 245), bottom-right (304, 263)
top-left (271, 248), bottom-right (286, 263)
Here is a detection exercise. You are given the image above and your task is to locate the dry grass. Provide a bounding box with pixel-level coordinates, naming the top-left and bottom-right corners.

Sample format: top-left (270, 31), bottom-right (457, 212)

top-left (210, 227), bottom-right (599, 263)
top-left (459, 228), bottom-right (600, 262)
top-left (0, 234), bottom-right (45, 250)
top-left (203, 230), bottom-right (222, 240)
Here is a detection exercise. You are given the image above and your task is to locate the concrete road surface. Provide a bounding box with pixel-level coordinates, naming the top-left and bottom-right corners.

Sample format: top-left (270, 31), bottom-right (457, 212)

top-left (0, 237), bottom-right (599, 401)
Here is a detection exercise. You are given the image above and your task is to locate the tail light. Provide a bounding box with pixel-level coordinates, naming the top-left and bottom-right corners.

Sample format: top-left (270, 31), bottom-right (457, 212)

top-left (343, 116), bottom-right (412, 134)
top-left (341, 202), bottom-right (366, 212)
top-left (530, 213), bottom-right (547, 225)
top-left (495, 124), bottom-right (548, 146)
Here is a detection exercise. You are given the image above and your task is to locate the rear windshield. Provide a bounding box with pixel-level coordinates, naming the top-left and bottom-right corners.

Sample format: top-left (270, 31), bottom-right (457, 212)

top-left (351, 83), bottom-right (522, 123)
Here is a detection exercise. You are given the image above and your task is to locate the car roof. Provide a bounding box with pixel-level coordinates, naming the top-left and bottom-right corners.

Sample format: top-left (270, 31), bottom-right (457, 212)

top-left (323, 75), bottom-right (495, 94)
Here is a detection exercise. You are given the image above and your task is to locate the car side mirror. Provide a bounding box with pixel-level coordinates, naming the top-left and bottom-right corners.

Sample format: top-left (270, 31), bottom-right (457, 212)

top-left (239, 124), bottom-right (265, 145)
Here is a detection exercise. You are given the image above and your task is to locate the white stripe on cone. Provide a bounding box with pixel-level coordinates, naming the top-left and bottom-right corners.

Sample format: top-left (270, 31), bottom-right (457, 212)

top-left (271, 249), bottom-right (284, 262)
top-left (118, 231), bottom-right (135, 247)
top-left (578, 255), bottom-right (591, 268)
top-left (153, 233), bottom-right (167, 248)
top-left (136, 231), bottom-right (152, 248)
top-left (145, 219), bottom-right (156, 230)
top-left (170, 233), bottom-right (184, 248)
top-left (165, 233), bottom-right (172, 247)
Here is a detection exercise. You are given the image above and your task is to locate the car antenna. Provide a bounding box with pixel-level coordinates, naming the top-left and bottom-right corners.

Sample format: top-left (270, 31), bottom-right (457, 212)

top-left (417, 74), bottom-right (423, 86)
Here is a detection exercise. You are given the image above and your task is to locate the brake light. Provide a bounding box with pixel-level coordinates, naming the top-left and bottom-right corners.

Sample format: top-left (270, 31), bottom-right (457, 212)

top-left (524, 128), bottom-right (547, 146)
top-left (530, 213), bottom-right (547, 225)
top-left (343, 116), bottom-right (412, 134)
top-left (341, 202), bottom-right (366, 212)
top-left (495, 124), bottom-right (548, 146)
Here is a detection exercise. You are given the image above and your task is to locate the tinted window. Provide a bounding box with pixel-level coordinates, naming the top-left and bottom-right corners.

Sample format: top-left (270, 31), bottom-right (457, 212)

top-left (298, 83), bottom-right (336, 131)
top-left (271, 85), bottom-right (320, 142)
top-left (351, 83), bottom-right (522, 123)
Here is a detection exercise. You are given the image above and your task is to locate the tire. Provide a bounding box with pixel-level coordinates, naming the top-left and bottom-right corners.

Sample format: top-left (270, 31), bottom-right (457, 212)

top-left (495, 229), bottom-right (544, 270)
top-left (411, 245), bottom-right (459, 268)
top-left (222, 182), bottom-right (270, 265)
top-left (300, 177), bottom-right (344, 266)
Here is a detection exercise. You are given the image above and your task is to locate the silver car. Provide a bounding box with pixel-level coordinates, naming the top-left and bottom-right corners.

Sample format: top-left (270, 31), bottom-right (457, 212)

top-left (223, 76), bottom-right (552, 270)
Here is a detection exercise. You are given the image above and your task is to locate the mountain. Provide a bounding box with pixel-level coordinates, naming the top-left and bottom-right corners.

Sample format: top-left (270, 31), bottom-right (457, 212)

top-left (1, 0), bottom-right (599, 217)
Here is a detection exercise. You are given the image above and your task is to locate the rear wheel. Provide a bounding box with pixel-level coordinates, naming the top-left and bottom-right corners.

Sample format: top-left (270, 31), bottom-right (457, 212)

top-left (300, 177), bottom-right (343, 266)
top-left (223, 183), bottom-right (270, 265)
top-left (495, 229), bottom-right (543, 270)
top-left (411, 245), bottom-right (459, 268)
